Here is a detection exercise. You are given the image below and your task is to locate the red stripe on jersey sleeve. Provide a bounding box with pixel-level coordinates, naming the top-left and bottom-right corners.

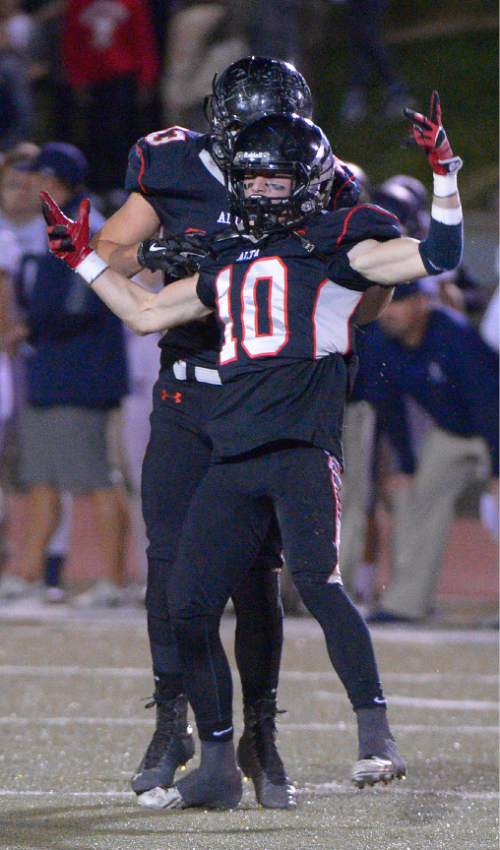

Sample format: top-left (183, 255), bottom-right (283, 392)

top-left (335, 203), bottom-right (399, 246)
top-left (135, 143), bottom-right (147, 195)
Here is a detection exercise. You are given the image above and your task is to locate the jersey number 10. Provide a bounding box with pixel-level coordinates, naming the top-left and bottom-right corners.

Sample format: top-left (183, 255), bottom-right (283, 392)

top-left (215, 257), bottom-right (290, 364)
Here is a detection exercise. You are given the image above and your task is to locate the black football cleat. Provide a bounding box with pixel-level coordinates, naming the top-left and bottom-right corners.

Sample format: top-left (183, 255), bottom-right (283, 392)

top-left (237, 698), bottom-right (297, 809)
top-left (139, 740), bottom-right (243, 810)
top-left (131, 694), bottom-right (195, 797)
top-left (351, 706), bottom-right (407, 789)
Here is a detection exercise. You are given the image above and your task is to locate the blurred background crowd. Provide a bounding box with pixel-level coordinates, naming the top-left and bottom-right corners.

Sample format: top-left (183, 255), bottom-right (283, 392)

top-left (0, 0), bottom-right (497, 620)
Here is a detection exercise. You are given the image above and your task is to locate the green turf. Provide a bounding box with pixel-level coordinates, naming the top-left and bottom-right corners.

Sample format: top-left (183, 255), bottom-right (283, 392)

top-left (0, 613), bottom-right (497, 850)
top-left (310, 6), bottom-right (498, 207)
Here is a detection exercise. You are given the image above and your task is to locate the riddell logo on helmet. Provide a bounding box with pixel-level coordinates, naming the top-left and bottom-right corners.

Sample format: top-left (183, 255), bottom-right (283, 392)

top-left (235, 151), bottom-right (270, 165)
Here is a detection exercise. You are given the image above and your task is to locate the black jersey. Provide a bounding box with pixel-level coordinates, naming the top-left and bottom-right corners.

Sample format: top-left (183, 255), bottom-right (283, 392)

top-left (125, 129), bottom-right (363, 369)
top-left (196, 204), bottom-right (401, 459)
top-left (125, 126), bottom-right (233, 367)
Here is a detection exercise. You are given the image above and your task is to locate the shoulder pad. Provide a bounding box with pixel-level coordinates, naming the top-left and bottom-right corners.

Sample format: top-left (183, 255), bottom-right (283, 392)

top-left (330, 204), bottom-right (401, 248)
top-left (329, 160), bottom-right (361, 210)
top-left (125, 127), bottom-right (204, 194)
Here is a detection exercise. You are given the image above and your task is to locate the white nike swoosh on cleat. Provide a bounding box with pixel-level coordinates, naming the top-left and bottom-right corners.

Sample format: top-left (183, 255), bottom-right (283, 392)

top-left (213, 726), bottom-right (233, 737)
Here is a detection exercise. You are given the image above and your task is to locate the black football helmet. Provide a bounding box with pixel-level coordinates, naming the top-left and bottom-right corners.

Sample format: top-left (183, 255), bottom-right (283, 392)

top-left (228, 114), bottom-right (335, 235)
top-left (205, 56), bottom-right (313, 165)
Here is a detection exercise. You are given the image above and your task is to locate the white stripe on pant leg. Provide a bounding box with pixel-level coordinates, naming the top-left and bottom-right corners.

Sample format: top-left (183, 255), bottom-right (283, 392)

top-left (325, 452), bottom-right (343, 585)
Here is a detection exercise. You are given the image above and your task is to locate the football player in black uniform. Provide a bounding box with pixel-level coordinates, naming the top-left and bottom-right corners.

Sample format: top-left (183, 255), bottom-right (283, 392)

top-left (90, 56), bottom-right (371, 810)
top-left (42, 92), bottom-right (464, 809)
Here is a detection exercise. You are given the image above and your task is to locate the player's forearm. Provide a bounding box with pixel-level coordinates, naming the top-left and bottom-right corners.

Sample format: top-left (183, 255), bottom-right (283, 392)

top-left (354, 285), bottom-right (395, 324)
top-left (91, 236), bottom-right (142, 277)
top-left (78, 256), bottom-right (206, 334)
top-left (78, 256), bottom-right (155, 332)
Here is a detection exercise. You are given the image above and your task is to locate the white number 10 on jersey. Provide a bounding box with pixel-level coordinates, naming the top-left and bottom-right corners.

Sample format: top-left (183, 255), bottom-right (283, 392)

top-left (215, 257), bottom-right (290, 364)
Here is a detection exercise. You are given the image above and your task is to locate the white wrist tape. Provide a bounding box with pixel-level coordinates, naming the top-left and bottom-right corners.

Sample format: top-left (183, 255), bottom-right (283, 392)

top-left (430, 203), bottom-right (463, 225)
top-left (76, 251), bottom-right (109, 285)
top-left (433, 172), bottom-right (458, 198)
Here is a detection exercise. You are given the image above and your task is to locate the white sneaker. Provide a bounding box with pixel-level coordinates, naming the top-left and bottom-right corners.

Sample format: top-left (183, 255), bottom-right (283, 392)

top-left (0, 573), bottom-right (42, 601)
top-left (44, 586), bottom-right (66, 604)
top-left (72, 579), bottom-right (125, 608)
top-left (122, 583), bottom-right (146, 606)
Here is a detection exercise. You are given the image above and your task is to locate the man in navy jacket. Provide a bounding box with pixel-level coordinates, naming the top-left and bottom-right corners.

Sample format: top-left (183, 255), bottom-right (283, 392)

top-left (13, 143), bottom-right (129, 602)
top-left (363, 281), bottom-right (499, 622)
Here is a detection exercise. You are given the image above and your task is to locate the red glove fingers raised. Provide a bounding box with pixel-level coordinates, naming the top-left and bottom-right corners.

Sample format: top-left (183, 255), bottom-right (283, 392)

top-left (403, 90), bottom-right (462, 176)
top-left (40, 191), bottom-right (92, 269)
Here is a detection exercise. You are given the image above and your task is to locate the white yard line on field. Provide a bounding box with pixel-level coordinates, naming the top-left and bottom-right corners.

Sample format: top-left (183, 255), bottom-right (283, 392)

top-left (0, 786), bottom-right (497, 801)
top-left (0, 716), bottom-right (496, 733)
top-left (0, 665), bottom-right (497, 685)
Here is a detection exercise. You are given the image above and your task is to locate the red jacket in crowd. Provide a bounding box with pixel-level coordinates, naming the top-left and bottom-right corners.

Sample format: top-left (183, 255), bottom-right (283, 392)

top-left (62, 0), bottom-right (160, 89)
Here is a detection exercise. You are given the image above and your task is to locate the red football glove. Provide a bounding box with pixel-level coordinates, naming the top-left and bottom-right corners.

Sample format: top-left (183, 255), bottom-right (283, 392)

top-left (40, 191), bottom-right (92, 269)
top-left (403, 91), bottom-right (463, 175)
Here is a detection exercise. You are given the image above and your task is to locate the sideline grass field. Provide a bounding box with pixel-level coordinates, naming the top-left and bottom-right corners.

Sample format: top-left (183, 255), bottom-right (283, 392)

top-left (0, 607), bottom-right (497, 850)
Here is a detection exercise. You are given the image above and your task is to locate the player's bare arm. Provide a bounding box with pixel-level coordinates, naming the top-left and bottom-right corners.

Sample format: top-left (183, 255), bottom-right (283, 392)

top-left (91, 270), bottom-right (208, 334)
top-left (353, 284), bottom-right (395, 325)
top-left (91, 192), bottom-right (161, 278)
top-left (349, 91), bottom-right (463, 287)
top-left (40, 191), bottom-right (210, 334)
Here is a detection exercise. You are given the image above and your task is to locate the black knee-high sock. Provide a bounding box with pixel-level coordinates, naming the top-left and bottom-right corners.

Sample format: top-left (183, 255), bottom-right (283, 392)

top-left (295, 581), bottom-right (385, 710)
top-left (172, 613), bottom-right (233, 740)
top-left (232, 568), bottom-right (283, 705)
top-left (146, 557), bottom-right (184, 703)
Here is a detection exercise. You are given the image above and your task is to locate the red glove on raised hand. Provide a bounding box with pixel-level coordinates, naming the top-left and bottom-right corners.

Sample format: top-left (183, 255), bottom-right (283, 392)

top-left (403, 90), bottom-right (463, 175)
top-left (40, 191), bottom-right (92, 269)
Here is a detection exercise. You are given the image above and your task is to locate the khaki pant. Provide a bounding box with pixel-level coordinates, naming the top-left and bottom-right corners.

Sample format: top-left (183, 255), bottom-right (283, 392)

top-left (339, 400), bottom-right (376, 590)
top-left (380, 426), bottom-right (491, 619)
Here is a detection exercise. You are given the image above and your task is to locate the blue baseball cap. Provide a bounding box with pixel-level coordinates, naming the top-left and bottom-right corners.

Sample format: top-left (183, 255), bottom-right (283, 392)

top-left (29, 142), bottom-right (88, 187)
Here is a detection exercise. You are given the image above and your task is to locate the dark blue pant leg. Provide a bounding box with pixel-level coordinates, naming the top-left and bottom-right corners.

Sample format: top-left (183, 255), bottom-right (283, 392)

top-left (142, 375), bottom-right (214, 698)
top-left (169, 463), bottom-right (272, 739)
top-left (271, 446), bottom-right (385, 710)
top-left (142, 373), bottom-right (284, 705)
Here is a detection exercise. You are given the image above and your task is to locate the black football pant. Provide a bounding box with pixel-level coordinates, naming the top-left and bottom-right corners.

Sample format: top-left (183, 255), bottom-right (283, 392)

top-left (142, 368), bottom-right (284, 706)
top-left (169, 444), bottom-right (385, 740)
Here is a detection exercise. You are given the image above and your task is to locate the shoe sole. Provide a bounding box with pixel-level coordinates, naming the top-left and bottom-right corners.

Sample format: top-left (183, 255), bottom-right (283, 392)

top-left (351, 756), bottom-right (407, 789)
top-left (237, 740), bottom-right (297, 809)
top-left (239, 764), bottom-right (297, 809)
top-left (139, 783), bottom-right (242, 811)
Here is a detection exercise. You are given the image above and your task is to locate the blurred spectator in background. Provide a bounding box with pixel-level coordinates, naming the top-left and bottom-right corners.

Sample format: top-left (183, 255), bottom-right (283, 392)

top-left (364, 281), bottom-right (499, 623)
top-left (337, 0), bottom-right (412, 124)
top-left (480, 284), bottom-right (499, 354)
top-left (119, 327), bottom-right (159, 588)
top-left (478, 283), bottom-right (499, 542)
top-left (162, 0), bottom-right (247, 131)
top-left (0, 1), bottom-right (35, 151)
top-left (62, 0), bottom-right (160, 196)
top-left (340, 173), bottom-right (495, 610)
top-left (28, 1), bottom-right (73, 142)
top-left (245, 0), bottom-right (302, 65)
top-left (0, 142), bottom-right (131, 608)
top-left (0, 220), bottom-right (21, 575)
top-left (0, 145), bottom-right (74, 603)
